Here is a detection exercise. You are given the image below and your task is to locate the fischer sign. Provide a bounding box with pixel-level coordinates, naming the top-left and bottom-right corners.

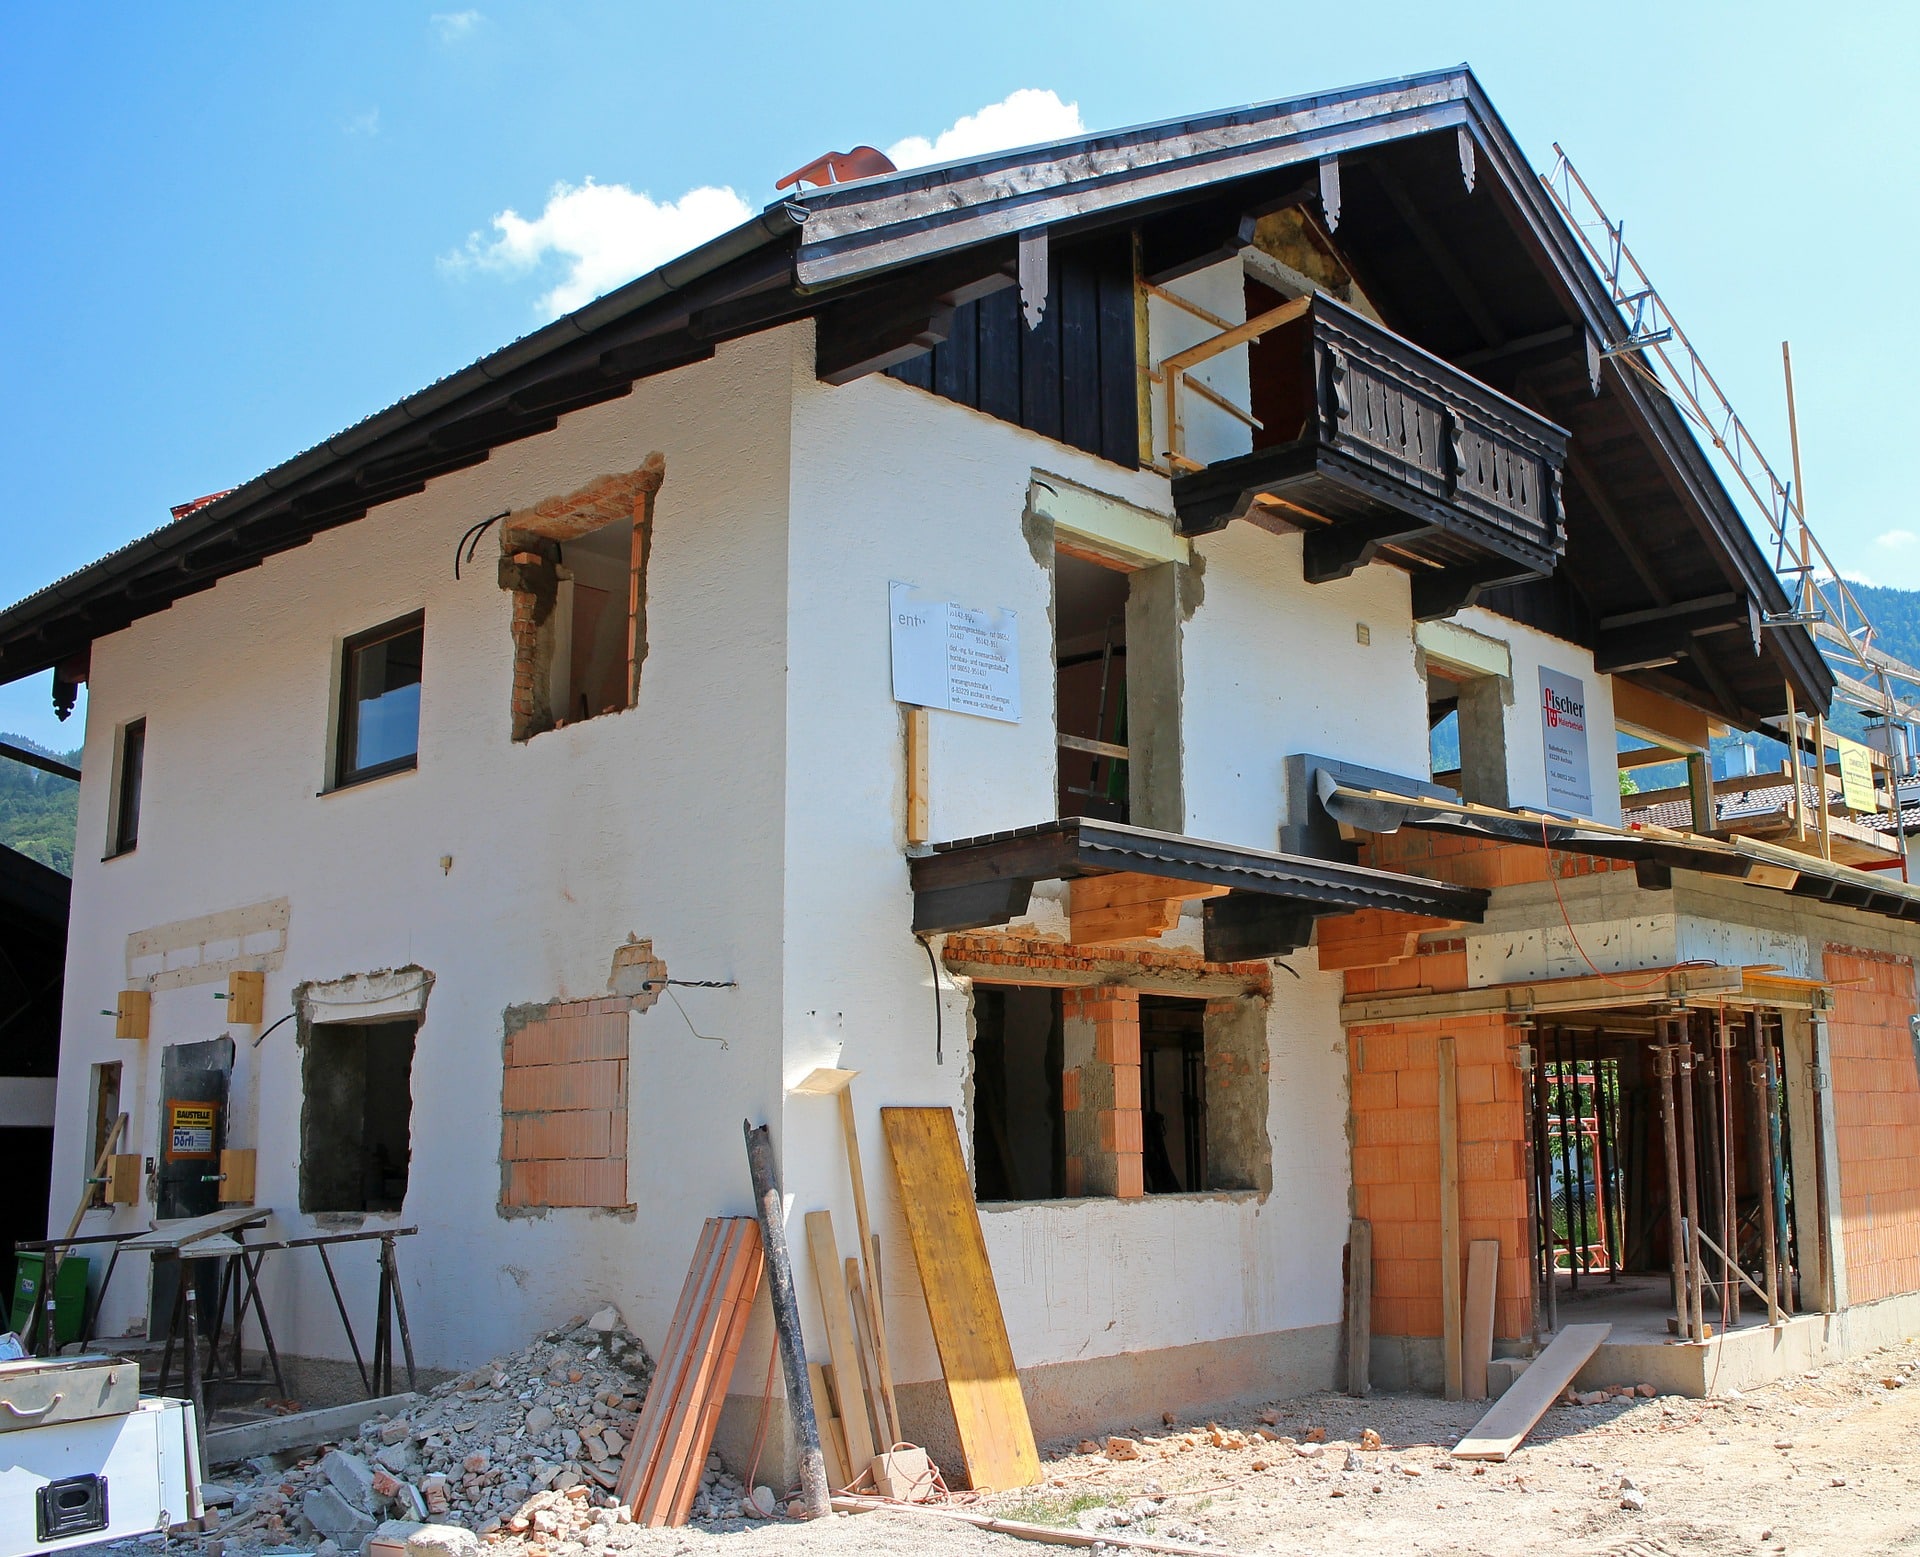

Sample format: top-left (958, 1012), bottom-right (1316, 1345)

top-left (1538, 667), bottom-right (1592, 814)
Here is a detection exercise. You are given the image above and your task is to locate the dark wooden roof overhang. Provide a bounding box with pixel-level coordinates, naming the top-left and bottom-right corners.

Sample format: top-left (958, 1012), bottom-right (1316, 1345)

top-left (911, 817), bottom-right (1487, 962)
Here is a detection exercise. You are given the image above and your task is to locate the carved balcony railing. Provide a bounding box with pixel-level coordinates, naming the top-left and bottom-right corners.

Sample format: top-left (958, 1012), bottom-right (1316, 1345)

top-left (1171, 294), bottom-right (1569, 621)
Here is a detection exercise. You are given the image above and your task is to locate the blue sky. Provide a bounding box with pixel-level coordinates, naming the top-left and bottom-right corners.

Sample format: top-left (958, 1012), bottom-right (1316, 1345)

top-left (2, 1), bottom-right (1914, 748)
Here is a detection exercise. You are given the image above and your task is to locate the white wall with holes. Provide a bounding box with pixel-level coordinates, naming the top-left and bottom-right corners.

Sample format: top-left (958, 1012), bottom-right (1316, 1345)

top-left (50, 327), bottom-right (801, 1372)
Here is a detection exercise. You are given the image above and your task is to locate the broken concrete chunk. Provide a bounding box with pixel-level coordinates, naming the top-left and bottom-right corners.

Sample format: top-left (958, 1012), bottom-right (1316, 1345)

top-left (524, 1404), bottom-right (556, 1434)
top-left (321, 1449), bottom-right (378, 1513)
top-left (303, 1485), bottom-right (376, 1546)
top-left (585, 1306), bottom-right (621, 1333)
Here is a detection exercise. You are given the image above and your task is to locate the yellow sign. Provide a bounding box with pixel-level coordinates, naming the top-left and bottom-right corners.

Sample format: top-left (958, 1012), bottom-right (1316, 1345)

top-left (167, 1101), bottom-right (217, 1159)
top-left (1836, 736), bottom-right (1877, 814)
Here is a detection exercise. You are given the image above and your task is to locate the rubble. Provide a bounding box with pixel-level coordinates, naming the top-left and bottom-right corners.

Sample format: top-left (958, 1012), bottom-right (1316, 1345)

top-left (202, 1310), bottom-right (744, 1550)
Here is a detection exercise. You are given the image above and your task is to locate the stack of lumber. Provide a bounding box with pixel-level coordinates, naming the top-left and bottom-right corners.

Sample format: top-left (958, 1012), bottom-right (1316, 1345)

top-left (615, 1217), bottom-right (764, 1525)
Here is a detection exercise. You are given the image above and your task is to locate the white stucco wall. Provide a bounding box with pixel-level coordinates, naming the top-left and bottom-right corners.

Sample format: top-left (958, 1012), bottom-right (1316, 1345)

top-left (1454, 606), bottom-right (1622, 826)
top-left (52, 326), bottom-right (800, 1367)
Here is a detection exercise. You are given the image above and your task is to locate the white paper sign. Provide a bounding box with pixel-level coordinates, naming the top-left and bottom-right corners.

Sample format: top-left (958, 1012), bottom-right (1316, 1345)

top-left (890, 580), bottom-right (1021, 724)
top-left (1538, 666), bottom-right (1592, 814)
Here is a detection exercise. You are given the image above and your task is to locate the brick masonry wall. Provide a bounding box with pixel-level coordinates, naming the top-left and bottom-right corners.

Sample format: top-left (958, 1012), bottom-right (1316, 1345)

top-left (1824, 946), bottom-right (1920, 1305)
top-left (1347, 935), bottom-right (1532, 1342)
top-left (500, 997), bottom-right (631, 1210)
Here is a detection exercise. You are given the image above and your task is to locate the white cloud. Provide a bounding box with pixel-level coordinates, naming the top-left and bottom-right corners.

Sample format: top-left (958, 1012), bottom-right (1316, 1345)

top-left (1876, 528), bottom-right (1917, 549)
top-left (432, 10), bottom-right (481, 42)
top-left (445, 178), bottom-right (751, 318)
top-left (886, 88), bottom-right (1084, 171)
top-left (344, 108), bottom-right (380, 138)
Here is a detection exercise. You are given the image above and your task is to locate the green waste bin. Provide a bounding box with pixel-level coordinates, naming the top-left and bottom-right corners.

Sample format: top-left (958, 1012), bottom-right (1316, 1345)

top-left (8, 1252), bottom-right (89, 1349)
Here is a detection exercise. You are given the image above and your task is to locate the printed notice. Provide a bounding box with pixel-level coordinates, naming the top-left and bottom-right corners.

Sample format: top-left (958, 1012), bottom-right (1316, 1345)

top-left (1538, 666), bottom-right (1593, 815)
top-left (889, 580), bottom-right (1021, 724)
top-left (168, 1101), bottom-right (217, 1159)
top-left (1837, 736), bottom-right (1877, 814)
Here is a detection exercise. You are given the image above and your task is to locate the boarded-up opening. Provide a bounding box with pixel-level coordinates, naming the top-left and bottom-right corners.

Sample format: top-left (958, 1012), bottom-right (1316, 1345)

top-left (500, 998), bottom-right (630, 1210)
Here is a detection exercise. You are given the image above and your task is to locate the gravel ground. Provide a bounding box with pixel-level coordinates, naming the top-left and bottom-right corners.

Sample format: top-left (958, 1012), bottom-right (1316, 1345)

top-left (78, 1333), bottom-right (1920, 1557)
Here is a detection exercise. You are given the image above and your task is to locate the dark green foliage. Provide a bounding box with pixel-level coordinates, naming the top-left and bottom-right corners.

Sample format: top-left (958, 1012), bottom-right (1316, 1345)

top-left (0, 734), bottom-right (80, 875)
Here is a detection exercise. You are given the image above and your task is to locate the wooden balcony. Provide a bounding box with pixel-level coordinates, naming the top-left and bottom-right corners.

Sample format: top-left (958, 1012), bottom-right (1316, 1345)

top-left (1171, 294), bottom-right (1569, 620)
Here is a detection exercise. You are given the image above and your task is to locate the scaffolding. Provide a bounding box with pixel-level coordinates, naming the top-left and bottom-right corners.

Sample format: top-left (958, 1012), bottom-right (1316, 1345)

top-left (1542, 148), bottom-right (1918, 870)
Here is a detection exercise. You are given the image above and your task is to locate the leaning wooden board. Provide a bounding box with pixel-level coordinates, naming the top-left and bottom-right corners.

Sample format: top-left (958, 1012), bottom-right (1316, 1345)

top-left (1451, 1323), bottom-right (1610, 1461)
top-left (881, 1107), bottom-right (1040, 1492)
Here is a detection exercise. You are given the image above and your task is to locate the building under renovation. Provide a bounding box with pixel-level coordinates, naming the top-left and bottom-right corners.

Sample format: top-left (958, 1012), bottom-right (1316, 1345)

top-left (6, 67), bottom-right (1920, 1475)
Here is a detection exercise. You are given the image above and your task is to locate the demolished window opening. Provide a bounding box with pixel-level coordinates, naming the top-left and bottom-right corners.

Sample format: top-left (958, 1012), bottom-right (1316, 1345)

top-left (501, 459), bottom-right (662, 745)
top-left (87, 1061), bottom-right (122, 1208)
top-left (1141, 994), bottom-right (1207, 1193)
top-left (299, 1017), bottom-right (417, 1215)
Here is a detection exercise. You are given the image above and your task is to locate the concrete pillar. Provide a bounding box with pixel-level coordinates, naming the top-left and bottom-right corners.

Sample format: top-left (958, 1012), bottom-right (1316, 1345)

top-left (1125, 562), bottom-right (1187, 834)
top-left (1456, 675), bottom-right (1511, 809)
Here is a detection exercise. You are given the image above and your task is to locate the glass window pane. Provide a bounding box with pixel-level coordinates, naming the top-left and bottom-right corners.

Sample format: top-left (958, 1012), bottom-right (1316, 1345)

top-left (346, 624), bottom-right (422, 776)
top-left (115, 719), bottom-right (145, 853)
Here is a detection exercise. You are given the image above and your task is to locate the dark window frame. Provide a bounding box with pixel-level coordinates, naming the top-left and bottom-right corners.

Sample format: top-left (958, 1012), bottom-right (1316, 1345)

top-left (334, 612), bottom-right (425, 790)
top-left (107, 717), bottom-right (146, 858)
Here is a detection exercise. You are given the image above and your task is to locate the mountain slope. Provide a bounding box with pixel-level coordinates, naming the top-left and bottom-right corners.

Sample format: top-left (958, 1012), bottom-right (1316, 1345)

top-left (0, 734), bottom-right (80, 875)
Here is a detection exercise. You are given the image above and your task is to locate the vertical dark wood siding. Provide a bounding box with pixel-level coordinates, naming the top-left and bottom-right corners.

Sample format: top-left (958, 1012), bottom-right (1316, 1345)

top-left (888, 235), bottom-right (1138, 468)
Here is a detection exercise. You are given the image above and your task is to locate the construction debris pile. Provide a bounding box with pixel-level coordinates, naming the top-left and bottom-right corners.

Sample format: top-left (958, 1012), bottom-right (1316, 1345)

top-left (210, 1309), bottom-right (756, 1549)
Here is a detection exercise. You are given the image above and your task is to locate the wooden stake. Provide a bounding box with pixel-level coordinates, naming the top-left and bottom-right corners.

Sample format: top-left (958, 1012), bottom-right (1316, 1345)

top-left (1439, 1035), bottom-right (1463, 1400)
top-left (905, 707), bottom-right (930, 846)
top-left (1345, 1217), bottom-right (1372, 1398)
top-left (58, 1113), bottom-right (128, 1269)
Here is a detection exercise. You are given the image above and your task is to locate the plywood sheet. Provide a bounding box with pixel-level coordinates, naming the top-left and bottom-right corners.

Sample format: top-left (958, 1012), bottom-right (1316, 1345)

top-left (1452, 1323), bottom-right (1610, 1461)
top-left (881, 1107), bottom-right (1040, 1492)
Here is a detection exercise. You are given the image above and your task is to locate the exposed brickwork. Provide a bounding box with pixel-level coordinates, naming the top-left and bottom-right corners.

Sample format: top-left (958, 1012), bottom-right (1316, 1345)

top-left (1347, 933), bottom-right (1532, 1342)
top-left (1361, 829), bottom-right (1632, 893)
top-left (1062, 986), bottom-right (1145, 1199)
top-left (942, 931), bottom-right (1273, 995)
top-left (1824, 946), bottom-right (1920, 1304)
top-left (501, 997), bottom-right (631, 1210)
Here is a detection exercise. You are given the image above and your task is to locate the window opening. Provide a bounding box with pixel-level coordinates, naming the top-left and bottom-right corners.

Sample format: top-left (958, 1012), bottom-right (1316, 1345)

top-left (300, 1018), bottom-right (416, 1214)
top-left (1141, 995), bottom-right (1206, 1193)
top-left (1055, 550), bottom-right (1131, 822)
top-left (88, 1062), bottom-right (122, 1208)
top-left (110, 718), bottom-right (145, 855)
top-left (337, 615), bottom-right (423, 786)
top-left (1427, 672), bottom-right (1462, 793)
top-left (971, 985), bottom-right (1064, 1202)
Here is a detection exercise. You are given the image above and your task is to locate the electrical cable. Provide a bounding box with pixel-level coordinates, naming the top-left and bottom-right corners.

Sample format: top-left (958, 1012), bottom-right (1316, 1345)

top-left (1539, 818), bottom-right (1712, 992)
top-left (918, 936), bottom-right (943, 1064)
top-left (663, 986), bottom-right (728, 1049)
top-left (453, 510), bottom-right (509, 579)
top-left (250, 1010), bottom-right (299, 1048)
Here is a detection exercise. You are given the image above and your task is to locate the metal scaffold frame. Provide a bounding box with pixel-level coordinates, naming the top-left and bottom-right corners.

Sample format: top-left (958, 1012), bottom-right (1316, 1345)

top-left (1542, 146), bottom-right (1919, 866)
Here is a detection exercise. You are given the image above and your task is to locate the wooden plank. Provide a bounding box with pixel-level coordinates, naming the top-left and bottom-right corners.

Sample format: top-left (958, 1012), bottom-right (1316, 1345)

top-left (1345, 1217), bottom-right (1371, 1398)
top-left (1452, 1323), bottom-right (1611, 1461)
top-left (881, 1107), bottom-right (1040, 1492)
top-left (835, 1087), bottom-right (902, 1446)
top-left (1463, 1239), bottom-right (1499, 1401)
top-left (905, 707), bottom-right (930, 846)
top-left (1438, 1036), bottom-right (1463, 1402)
top-left (846, 1256), bottom-right (890, 1457)
top-left (806, 1210), bottom-right (878, 1474)
top-left (615, 1219), bottom-right (722, 1507)
top-left (810, 1362), bottom-right (850, 1490)
top-left (631, 1222), bottom-right (737, 1516)
top-left (662, 1230), bottom-right (765, 1526)
top-left (641, 1219), bottom-right (762, 1524)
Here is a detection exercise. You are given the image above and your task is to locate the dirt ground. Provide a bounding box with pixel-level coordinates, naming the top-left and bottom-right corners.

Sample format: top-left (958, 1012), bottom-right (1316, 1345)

top-left (92, 1332), bottom-right (1920, 1557)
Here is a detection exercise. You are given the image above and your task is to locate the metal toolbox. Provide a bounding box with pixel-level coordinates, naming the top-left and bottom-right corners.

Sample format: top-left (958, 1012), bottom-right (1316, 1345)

top-left (0, 1396), bottom-right (202, 1555)
top-left (0, 1356), bottom-right (139, 1434)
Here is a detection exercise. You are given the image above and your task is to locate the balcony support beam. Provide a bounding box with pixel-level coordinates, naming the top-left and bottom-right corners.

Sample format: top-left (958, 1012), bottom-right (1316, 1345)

top-left (1304, 514), bottom-right (1436, 585)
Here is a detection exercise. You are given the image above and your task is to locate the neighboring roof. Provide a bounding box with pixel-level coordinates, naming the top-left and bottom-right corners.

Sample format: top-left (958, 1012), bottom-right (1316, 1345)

top-left (0, 67), bottom-right (1829, 727)
top-left (0, 844), bottom-right (71, 934)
